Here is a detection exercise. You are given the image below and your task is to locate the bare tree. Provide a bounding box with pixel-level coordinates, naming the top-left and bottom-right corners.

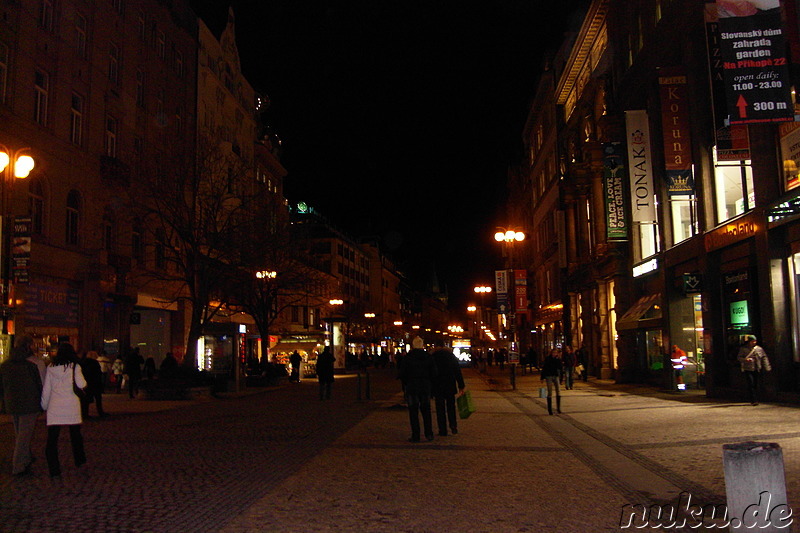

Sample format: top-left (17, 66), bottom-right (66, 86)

top-left (226, 198), bottom-right (335, 365)
top-left (130, 134), bottom-right (259, 368)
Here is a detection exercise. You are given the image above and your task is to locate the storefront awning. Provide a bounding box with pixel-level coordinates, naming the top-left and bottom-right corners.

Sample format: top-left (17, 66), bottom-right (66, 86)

top-left (616, 294), bottom-right (662, 331)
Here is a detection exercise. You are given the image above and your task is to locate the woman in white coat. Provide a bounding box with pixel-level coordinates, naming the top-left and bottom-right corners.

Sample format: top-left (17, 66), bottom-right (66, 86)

top-left (41, 343), bottom-right (87, 478)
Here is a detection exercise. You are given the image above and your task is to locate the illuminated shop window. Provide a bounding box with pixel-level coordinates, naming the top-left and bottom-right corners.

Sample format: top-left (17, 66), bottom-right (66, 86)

top-left (669, 195), bottom-right (697, 245)
top-left (713, 146), bottom-right (754, 224)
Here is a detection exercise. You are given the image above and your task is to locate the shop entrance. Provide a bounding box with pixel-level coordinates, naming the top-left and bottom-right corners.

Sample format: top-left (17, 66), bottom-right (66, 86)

top-left (669, 294), bottom-right (706, 390)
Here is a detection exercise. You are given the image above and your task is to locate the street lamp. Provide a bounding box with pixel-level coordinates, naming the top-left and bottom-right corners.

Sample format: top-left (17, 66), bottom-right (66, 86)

top-left (493, 227), bottom-right (525, 360)
top-left (0, 146), bottom-right (35, 336)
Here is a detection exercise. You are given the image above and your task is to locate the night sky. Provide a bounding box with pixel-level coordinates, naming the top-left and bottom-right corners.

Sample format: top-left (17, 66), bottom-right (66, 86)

top-left (193, 0), bottom-right (586, 311)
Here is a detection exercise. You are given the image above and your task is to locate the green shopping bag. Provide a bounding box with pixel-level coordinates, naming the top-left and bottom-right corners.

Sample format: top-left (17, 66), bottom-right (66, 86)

top-left (457, 390), bottom-right (476, 419)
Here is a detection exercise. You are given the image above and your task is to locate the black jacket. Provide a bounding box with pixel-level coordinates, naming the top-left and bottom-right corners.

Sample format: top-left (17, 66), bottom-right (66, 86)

top-left (399, 349), bottom-right (437, 396)
top-left (540, 355), bottom-right (563, 379)
top-left (431, 348), bottom-right (465, 397)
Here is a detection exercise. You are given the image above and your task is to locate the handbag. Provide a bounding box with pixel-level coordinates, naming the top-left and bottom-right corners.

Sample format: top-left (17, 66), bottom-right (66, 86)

top-left (72, 364), bottom-right (86, 400)
top-left (575, 364), bottom-right (584, 374)
top-left (539, 387), bottom-right (548, 398)
top-left (456, 390), bottom-right (476, 419)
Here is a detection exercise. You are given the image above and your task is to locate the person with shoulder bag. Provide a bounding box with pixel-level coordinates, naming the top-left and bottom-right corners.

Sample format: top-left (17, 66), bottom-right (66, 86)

top-left (41, 343), bottom-right (87, 479)
top-left (737, 335), bottom-right (772, 406)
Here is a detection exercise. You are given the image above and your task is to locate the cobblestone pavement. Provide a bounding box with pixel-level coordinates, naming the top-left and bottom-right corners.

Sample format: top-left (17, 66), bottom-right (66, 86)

top-left (2, 365), bottom-right (800, 532)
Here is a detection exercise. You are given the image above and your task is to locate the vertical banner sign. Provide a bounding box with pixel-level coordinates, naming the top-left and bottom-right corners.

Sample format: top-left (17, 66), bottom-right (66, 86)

top-left (717, 0), bottom-right (793, 124)
top-left (495, 270), bottom-right (509, 316)
top-left (625, 110), bottom-right (657, 222)
top-left (12, 217), bottom-right (31, 285)
top-left (603, 142), bottom-right (629, 240)
top-left (658, 68), bottom-right (696, 196)
top-left (705, 4), bottom-right (752, 160)
top-left (514, 270), bottom-right (527, 313)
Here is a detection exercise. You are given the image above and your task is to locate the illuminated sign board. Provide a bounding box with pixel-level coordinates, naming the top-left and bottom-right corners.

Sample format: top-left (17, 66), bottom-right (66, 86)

top-left (730, 299), bottom-right (749, 326)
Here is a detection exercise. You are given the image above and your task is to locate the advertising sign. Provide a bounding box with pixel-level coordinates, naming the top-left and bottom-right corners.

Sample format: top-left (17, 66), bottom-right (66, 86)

top-left (495, 270), bottom-right (509, 315)
top-left (603, 142), bottom-right (628, 241)
top-left (705, 4), bottom-right (753, 160)
top-left (658, 68), bottom-right (696, 196)
top-left (625, 110), bottom-right (657, 223)
top-left (717, 0), bottom-right (793, 124)
top-left (514, 270), bottom-right (527, 313)
top-left (12, 217), bottom-right (31, 284)
top-left (23, 283), bottom-right (79, 328)
top-left (779, 121), bottom-right (800, 190)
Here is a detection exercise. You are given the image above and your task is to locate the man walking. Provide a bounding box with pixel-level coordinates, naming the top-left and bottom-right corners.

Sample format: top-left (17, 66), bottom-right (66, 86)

top-left (431, 341), bottom-right (465, 436)
top-left (0, 335), bottom-right (43, 476)
top-left (398, 337), bottom-right (437, 442)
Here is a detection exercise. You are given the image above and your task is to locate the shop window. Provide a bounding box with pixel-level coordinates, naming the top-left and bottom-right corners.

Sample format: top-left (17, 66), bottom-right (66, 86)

top-left (790, 254), bottom-right (800, 362)
top-left (669, 196), bottom-right (697, 245)
top-left (713, 146), bottom-right (754, 223)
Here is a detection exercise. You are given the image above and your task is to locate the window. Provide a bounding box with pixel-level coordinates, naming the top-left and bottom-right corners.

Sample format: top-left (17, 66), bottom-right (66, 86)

top-left (66, 190), bottom-right (81, 246)
top-left (34, 70), bottom-right (48, 125)
top-left (713, 146), bottom-right (754, 223)
top-left (0, 42), bottom-right (8, 104)
top-left (40, 0), bottom-right (53, 31)
top-left (102, 212), bottom-right (114, 251)
top-left (28, 179), bottom-right (45, 235)
top-left (75, 14), bottom-right (87, 58)
top-left (669, 195), bottom-right (697, 245)
top-left (132, 223), bottom-right (144, 265)
top-left (135, 69), bottom-right (145, 107)
top-left (155, 228), bottom-right (165, 269)
top-left (108, 43), bottom-right (119, 83)
top-left (105, 115), bottom-right (117, 157)
top-left (157, 31), bottom-right (165, 59)
top-left (70, 93), bottom-right (84, 146)
top-left (174, 49), bottom-right (184, 77)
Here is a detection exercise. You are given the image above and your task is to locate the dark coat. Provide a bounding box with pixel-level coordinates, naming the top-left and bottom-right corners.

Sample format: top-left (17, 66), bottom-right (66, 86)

top-left (316, 350), bottom-right (335, 383)
top-left (80, 357), bottom-right (104, 394)
top-left (0, 358), bottom-right (42, 414)
top-left (540, 355), bottom-right (563, 379)
top-left (431, 348), bottom-right (465, 397)
top-left (398, 348), bottom-right (437, 396)
top-left (124, 352), bottom-right (144, 378)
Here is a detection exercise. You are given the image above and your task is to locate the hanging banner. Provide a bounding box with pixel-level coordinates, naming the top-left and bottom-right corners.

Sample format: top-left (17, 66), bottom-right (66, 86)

top-left (717, 0), bottom-right (793, 124)
top-left (12, 217), bottom-right (31, 285)
top-left (625, 110), bottom-right (657, 223)
top-left (603, 142), bottom-right (628, 240)
top-left (514, 270), bottom-right (527, 313)
top-left (705, 4), bottom-right (752, 160)
top-left (658, 68), bottom-right (696, 196)
top-left (495, 270), bottom-right (509, 315)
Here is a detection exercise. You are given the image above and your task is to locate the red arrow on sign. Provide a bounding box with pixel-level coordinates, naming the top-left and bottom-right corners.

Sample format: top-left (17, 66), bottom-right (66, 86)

top-left (736, 94), bottom-right (748, 118)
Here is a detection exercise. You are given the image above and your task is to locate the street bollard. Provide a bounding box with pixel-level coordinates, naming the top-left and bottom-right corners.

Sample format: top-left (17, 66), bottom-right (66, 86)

top-left (722, 442), bottom-right (792, 531)
top-left (356, 371), bottom-right (362, 401)
top-left (510, 364), bottom-right (516, 390)
top-left (365, 369), bottom-right (371, 400)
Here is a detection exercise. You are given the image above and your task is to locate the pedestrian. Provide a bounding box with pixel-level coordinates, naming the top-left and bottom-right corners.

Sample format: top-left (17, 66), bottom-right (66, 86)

top-left (398, 336), bottom-right (437, 442)
top-left (159, 352), bottom-right (178, 378)
top-left (41, 343), bottom-right (87, 479)
top-left (111, 354), bottom-right (125, 393)
top-left (562, 345), bottom-right (576, 390)
top-left (80, 351), bottom-right (106, 418)
top-left (316, 347), bottom-right (335, 400)
top-left (96, 350), bottom-right (112, 391)
top-left (575, 345), bottom-right (588, 382)
top-left (0, 335), bottom-right (43, 476)
top-left (124, 348), bottom-right (144, 399)
top-left (143, 356), bottom-right (157, 381)
top-left (737, 335), bottom-right (772, 405)
top-left (431, 340), bottom-right (465, 437)
top-left (527, 347), bottom-right (538, 371)
top-left (540, 348), bottom-right (563, 415)
top-left (670, 345), bottom-right (689, 389)
top-left (290, 350), bottom-right (302, 383)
